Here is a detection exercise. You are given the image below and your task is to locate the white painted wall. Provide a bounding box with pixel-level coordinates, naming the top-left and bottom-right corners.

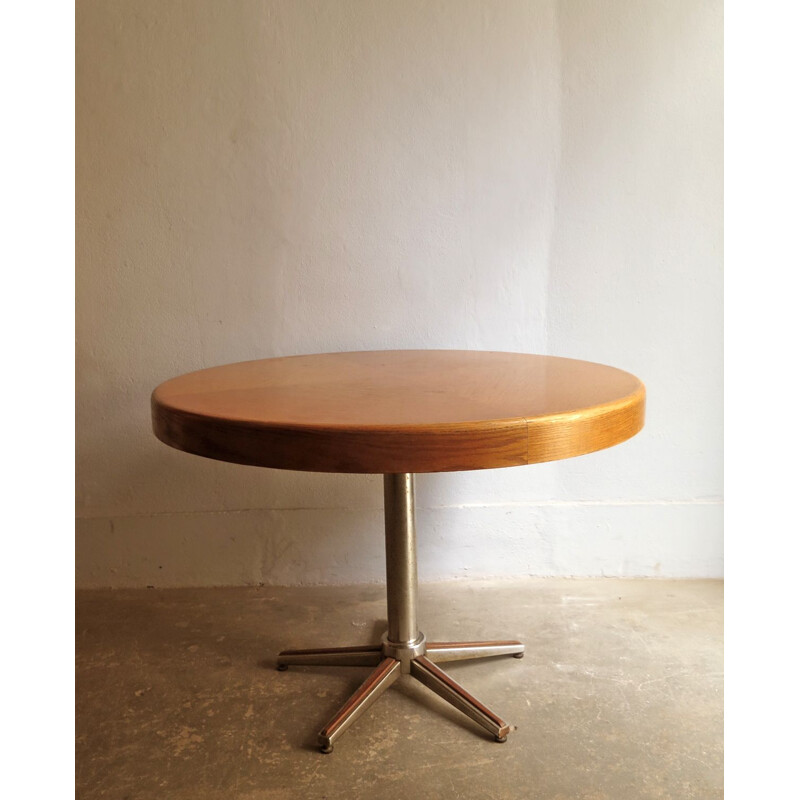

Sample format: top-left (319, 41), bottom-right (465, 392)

top-left (76, 0), bottom-right (722, 587)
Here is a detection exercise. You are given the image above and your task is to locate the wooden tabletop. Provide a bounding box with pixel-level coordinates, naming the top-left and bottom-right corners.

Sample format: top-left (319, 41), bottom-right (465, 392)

top-left (152, 350), bottom-right (645, 473)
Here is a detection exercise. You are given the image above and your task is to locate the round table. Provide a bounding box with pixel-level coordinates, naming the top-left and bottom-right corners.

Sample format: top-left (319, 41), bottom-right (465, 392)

top-left (152, 350), bottom-right (645, 753)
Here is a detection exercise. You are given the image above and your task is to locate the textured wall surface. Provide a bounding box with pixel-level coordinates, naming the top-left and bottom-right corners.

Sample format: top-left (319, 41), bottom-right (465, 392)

top-left (76, 0), bottom-right (722, 587)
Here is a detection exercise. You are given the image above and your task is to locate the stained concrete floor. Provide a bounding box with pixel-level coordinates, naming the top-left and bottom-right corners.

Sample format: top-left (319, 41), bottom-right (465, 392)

top-left (76, 578), bottom-right (722, 799)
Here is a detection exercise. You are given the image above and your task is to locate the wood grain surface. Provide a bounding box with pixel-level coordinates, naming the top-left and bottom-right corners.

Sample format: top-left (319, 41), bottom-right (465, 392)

top-left (151, 350), bottom-right (645, 473)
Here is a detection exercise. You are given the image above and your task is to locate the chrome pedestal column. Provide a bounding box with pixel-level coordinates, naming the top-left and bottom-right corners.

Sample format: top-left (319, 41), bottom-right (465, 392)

top-left (276, 473), bottom-right (524, 753)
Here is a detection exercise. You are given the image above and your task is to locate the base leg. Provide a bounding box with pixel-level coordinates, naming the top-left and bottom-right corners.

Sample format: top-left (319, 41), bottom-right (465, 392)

top-left (277, 644), bottom-right (383, 669)
top-left (317, 657), bottom-right (401, 753)
top-left (425, 640), bottom-right (525, 663)
top-left (410, 655), bottom-right (511, 741)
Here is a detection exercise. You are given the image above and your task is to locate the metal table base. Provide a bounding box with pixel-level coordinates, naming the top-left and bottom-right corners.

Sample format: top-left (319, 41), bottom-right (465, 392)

top-left (276, 473), bottom-right (524, 754)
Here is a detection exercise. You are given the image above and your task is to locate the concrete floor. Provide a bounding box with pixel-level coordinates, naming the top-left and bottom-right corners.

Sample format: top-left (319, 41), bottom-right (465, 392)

top-left (76, 578), bottom-right (722, 799)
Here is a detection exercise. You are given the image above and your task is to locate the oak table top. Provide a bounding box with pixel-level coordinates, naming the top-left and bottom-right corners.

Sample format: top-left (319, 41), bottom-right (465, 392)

top-left (151, 350), bottom-right (645, 473)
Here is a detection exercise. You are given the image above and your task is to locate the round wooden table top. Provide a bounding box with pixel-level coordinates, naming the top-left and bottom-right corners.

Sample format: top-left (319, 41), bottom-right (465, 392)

top-left (152, 350), bottom-right (645, 474)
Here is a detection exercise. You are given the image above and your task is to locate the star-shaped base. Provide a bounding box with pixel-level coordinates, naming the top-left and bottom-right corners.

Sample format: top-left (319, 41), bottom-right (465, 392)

top-left (276, 637), bottom-right (524, 753)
